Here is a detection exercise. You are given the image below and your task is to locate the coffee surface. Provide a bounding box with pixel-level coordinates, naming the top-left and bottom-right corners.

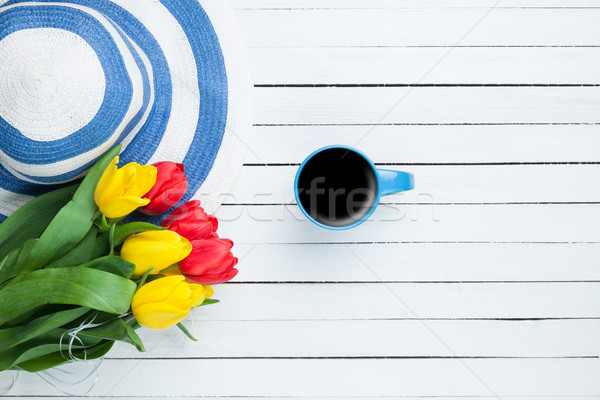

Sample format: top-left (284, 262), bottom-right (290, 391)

top-left (297, 148), bottom-right (378, 227)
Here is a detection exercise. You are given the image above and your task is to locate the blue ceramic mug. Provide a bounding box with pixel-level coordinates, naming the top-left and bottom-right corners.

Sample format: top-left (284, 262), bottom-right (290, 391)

top-left (294, 145), bottom-right (415, 230)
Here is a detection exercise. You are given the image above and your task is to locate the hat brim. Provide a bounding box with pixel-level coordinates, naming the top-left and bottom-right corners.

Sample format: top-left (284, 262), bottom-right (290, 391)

top-left (0, 0), bottom-right (252, 221)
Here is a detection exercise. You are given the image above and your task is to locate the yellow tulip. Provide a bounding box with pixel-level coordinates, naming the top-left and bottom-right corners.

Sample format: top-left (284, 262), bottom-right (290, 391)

top-left (94, 156), bottom-right (157, 218)
top-left (131, 275), bottom-right (214, 330)
top-left (121, 230), bottom-right (192, 276)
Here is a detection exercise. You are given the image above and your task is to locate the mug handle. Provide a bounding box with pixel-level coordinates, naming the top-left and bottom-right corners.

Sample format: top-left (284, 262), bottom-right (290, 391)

top-left (378, 169), bottom-right (415, 196)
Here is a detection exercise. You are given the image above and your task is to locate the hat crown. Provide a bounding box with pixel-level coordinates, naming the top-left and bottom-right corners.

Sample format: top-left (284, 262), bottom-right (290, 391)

top-left (0, 3), bottom-right (148, 185)
top-left (0, 28), bottom-right (106, 142)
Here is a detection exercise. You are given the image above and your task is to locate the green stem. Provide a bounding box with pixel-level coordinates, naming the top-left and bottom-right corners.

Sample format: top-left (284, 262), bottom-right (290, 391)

top-left (176, 322), bottom-right (198, 341)
top-left (108, 223), bottom-right (116, 256)
top-left (100, 214), bottom-right (111, 232)
top-left (136, 268), bottom-right (156, 290)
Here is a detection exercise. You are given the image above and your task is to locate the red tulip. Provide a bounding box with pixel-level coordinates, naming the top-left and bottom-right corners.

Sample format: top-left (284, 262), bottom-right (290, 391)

top-left (179, 238), bottom-right (238, 285)
top-left (140, 162), bottom-right (187, 215)
top-left (161, 200), bottom-right (218, 240)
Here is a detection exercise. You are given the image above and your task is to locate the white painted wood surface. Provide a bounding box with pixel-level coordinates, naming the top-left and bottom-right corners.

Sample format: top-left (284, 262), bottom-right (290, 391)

top-left (5, 1), bottom-right (600, 398)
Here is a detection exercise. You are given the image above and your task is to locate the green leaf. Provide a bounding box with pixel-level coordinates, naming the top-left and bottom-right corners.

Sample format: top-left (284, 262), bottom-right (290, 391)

top-left (0, 308), bottom-right (90, 352)
top-left (49, 256), bottom-right (135, 279)
top-left (113, 222), bottom-right (166, 246)
top-left (0, 267), bottom-right (136, 325)
top-left (0, 185), bottom-right (77, 261)
top-left (0, 330), bottom-right (103, 371)
top-left (10, 146), bottom-right (122, 284)
top-left (127, 317), bottom-right (141, 331)
top-left (16, 340), bottom-right (114, 373)
top-left (0, 248), bottom-right (21, 288)
top-left (90, 233), bottom-right (110, 260)
top-left (0, 305), bottom-right (76, 329)
top-left (0, 343), bottom-right (74, 372)
top-left (79, 318), bottom-right (145, 352)
top-left (0, 239), bottom-right (37, 289)
top-left (197, 299), bottom-right (220, 307)
top-left (45, 226), bottom-right (98, 269)
top-left (136, 267), bottom-right (155, 289)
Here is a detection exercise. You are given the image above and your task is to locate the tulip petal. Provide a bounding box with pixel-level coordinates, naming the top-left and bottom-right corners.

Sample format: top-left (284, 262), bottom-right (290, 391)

top-left (124, 243), bottom-right (183, 275)
top-left (209, 215), bottom-right (218, 232)
top-left (94, 156), bottom-right (118, 202)
top-left (134, 164), bottom-right (158, 196)
top-left (162, 200), bottom-right (203, 226)
top-left (161, 200), bottom-right (219, 239)
top-left (119, 164), bottom-right (153, 197)
top-left (132, 230), bottom-right (181, 244)
top-left (139, 162), bottom-right (185, 215)
top-left (168, 280), bottom-right (197, 310)
top-left (179, 239), bottom-right (236, 276)
top-left (94, 158), bottom-right (161, 218)
top-left (190, 285), bottom-right (213, 307)
top-left (185, 268), bottom-right (238, 285)
top-left (170, 219), bottom-right (214, 240)
top-left (121, 231), bottom-right (192, 275)
top-left (204, 285), bottom-right (215, 299)
top-left (143, 183), bottom-right (187, 215)
top-left (133, 302), bottom-right (190, 330)
top-left (131, 275), bottom-right (185, 309)
top-left (95, 161), bottom-right (129, 211)
top-left (103, 196), bottom-right (150, 219)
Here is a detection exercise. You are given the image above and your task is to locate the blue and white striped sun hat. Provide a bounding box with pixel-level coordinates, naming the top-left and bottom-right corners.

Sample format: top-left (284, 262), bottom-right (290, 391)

top-left (0, 0), bottom-right (252, 222)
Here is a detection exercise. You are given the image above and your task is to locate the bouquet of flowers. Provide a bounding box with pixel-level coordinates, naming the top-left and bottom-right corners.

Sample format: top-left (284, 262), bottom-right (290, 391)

top-left (0, 145), bottom-right (238, 372)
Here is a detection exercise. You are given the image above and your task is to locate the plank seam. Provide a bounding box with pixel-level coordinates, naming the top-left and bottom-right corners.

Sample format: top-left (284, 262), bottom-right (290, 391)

top-left (253, 123), bottom-right (600, 127)
top-left (203, 317), bottom-right (600, 321)
top-left (255, 84), bottom-right (600, 88)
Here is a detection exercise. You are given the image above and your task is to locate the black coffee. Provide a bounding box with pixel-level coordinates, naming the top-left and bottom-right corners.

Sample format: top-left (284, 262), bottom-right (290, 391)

top-left (296, 148), bottom-right (378, 227)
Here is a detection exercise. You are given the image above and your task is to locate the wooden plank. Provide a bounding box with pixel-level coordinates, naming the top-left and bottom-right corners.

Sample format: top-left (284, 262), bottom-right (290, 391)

top-left (183, 283), bottom-right (600, 320)
top-left (246, 125), bottom-right (600, 164)
top-left (12, 398), bottom-right (600, 400)
top-left (9, 398), bottom-right (600, 400)
top-left (232, 243), bottom-right (600, 282)
top-left (239, 8), bottom-right (600, 47)
top-left (225, 165), bottom-right (600, 204)
top-left (253, 87), bottom-right (600, 125)
top-left (214, 204), bottom-right (600, 243)
top-left (11, 359), bottom-right (600, 397)
top-left (234, 0), bottom-right (600, 9)
top-left (108, 319), bottom-right (600, 358)
top-left (6, 398), bottom-right (600, 400)
top-left (251, 47), bottom-right (600, 84)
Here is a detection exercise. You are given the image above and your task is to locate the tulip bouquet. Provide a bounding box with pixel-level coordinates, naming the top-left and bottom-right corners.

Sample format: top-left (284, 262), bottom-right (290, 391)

top-left (0, 145), bottom-right (238, 372)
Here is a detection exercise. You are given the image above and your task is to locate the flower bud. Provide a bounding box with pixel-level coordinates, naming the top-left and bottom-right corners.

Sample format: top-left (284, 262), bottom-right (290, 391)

top-left (140, 162), bottom-right (188, 215)
top-left (162, 200), bottom-right (217, 240)
top-left (94, 156), bottom-right (157, 218)
top-left (121, 230), bottom-right (192, 276)
top-left (179, 238), bottom-right (238, 285)
top-left (132, 275), bottom-right (213, 330)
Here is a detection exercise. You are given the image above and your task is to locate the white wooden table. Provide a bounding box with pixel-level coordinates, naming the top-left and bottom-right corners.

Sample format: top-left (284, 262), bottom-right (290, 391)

top-left (6, 0), bottom-right (600, 398)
